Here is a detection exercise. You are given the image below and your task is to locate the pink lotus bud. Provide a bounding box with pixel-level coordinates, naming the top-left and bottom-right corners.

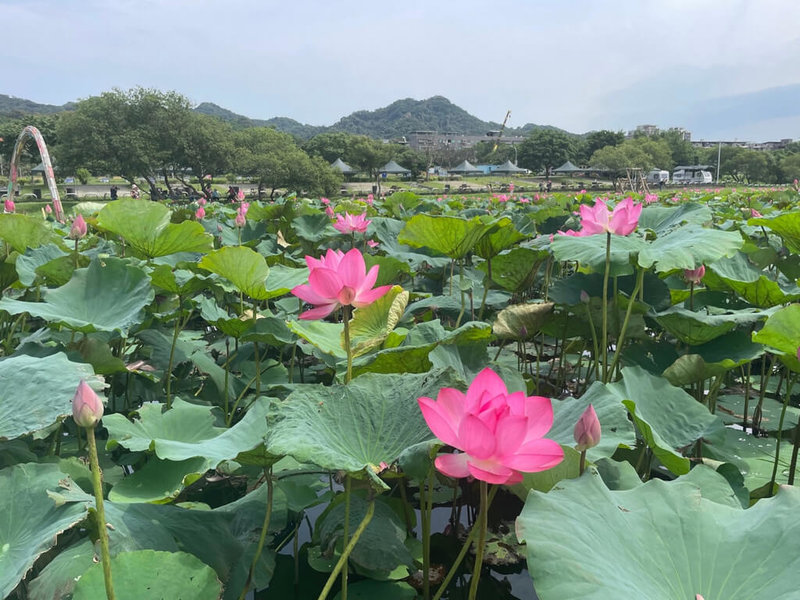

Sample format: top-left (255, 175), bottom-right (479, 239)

top-left (580, 290), bottom-right (590, 304)
top-left (696, 596), bottom-right (704, 600)
top-left (684, 265), bottom-right (705, 285)
top-left (367, 239), bottom-right (379, 248)
top-left (321, 197), bottom-right (330, 205)
top-left (45, 204), bottom-right (52, 214)
top-left (237, 190), bottom-right (245, 201)
top-left (574, 404), bottom-right (601, 451)
top-left (234, 211), bottom-right (246, 228)
top-left (750, 209), bottom-right (762, 218)
top-left (197, 197), bottom-right (207, 206)
top-left (72, 380), bottom-right (104, 428)
top-left (69, 214), bottom-right (87, 239)
top-left (3, 198), bottom-right (15, 213)
top-left (325, 206), bottom-right (334, 217)
top-left (195, 207), bottom-right (205, 219)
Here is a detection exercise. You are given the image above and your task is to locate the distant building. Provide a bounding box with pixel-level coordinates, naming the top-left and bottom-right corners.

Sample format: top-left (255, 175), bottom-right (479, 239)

top-left (406, 130), bottom-right (525, 151)
top-left (626, 124), bottom-right (691, 141)
top-left (691, 138), bottom-right (793, 151)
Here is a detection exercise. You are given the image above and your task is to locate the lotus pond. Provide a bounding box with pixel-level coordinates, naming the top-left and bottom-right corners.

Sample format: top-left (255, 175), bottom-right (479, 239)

top-left (2, 186), bottom-right (800, 600)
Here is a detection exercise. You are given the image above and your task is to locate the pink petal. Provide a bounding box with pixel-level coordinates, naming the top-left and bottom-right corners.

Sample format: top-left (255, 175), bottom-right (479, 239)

top-left (418, 396), bottom-right (461, 448)
top-left (308, 268), bottom-right (343, 299)
top-left (291, 283), bottom-right (330, 306)
top-left (435, 453), bottom-right (471, 479)
top-left (338, 248), bottom-right (367, 290)
top-left (353, 284), bottom-right (392, 307)
top-left (458, 414), bottom-right (496, 459)
top-left (521, 396), bottom-right (555, 442)
top-left (299, 303), bottom-right (339, 320)
top-left (465, 368), bottom-right (507, 410)
top-left (494, 415), bottom-right (529, 458)
top-left (358, 264), bottom-right (380, 295)
top-left (466, 458), bottom-right (518, 484)
top-left (504, 438), bottom-right (564, 472)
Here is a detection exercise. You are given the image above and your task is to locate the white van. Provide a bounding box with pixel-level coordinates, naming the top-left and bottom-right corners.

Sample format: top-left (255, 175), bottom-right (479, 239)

top-left (646, 169), bottom-right (669, 185)
top-left (672, 166), bottom-right (713, 185)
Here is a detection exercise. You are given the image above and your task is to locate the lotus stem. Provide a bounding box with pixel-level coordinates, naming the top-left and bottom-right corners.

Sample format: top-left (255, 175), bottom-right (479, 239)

top-left (343, 305), bottom-right (353, 384)
top-left (238, 466), bottom-right (273, 600)
top-left (432, 486), bottom-right (498, 600)
top-left (478, 258), bottom-right (491, 320)
top-left (86, 427), bottom-right (115, 600)
top-left (456, 260), bottom-right (466, 328)
top-left (317, 492), bottom-right (374, 600)
top-left (607, 267), bottom-right (644, 379)
top-left (601, 232), bottom-right (611, 383)
top-left (467, 481), bottom-right (489, 600)
top-left (421, 467), bottom-right (434, 600)
top-left (579, 449), bottom-right (587, 475)
top-left (770, 373), bottom-right (797, 494)
top-left (341, 475), bottom-right (351, 600)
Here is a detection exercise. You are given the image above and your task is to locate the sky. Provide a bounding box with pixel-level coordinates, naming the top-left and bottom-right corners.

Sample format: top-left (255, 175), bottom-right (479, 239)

top-left (2, 0), bottom-right (799, 141)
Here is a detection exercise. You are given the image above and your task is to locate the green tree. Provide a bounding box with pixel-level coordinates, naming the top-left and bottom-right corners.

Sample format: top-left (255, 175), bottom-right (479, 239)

top-left (168, 113), bottom-right (235, 192)
top-left (589, 144), bottom-right (654, 180)
top-left (234, 127), bottom-right (341, 199)
top-left (473, 141), bottom-right (517, 165)
top-left (302, 132), bottom-right (358, 164)
top-left (517, 129), bottom-right (577, 177)
top-left (780, 153), bottom-right (800, 182)
top-left (348, 136), bottom-right (392, 181)
top-left (656, 130), bottom-right (697, 169)
top-left (625, 137), bottom-right (673, 171)
top-left (577, 130), bottom-right (625, 163)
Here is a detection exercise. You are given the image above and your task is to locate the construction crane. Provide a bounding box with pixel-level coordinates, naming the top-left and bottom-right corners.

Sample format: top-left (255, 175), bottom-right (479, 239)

top-left (491, 110), bottom-right (512, 152)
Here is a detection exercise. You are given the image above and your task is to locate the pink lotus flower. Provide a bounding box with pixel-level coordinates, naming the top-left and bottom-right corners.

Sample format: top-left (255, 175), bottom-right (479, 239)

top-left (237, 189), bottom-right (245, 201)
top-left (325, 206), bottom-right (334, 217)
top-left (509, 183), bottom-right (515, 193)
top-left (72, 380), bottom-right (104, 428)
top-left (573, 404), bottom-right (601, 451)
top-left (69, 214), bottom-right (87, 239)
top-left (45, 204), bottom-right (52, 214)
top-left (234, 211), bottom-right (246, 228)
top-left (366, 193), bottom-right (374, 206)
top-left (644, 193), bottom-right (658, 204)
top-left (3, 198), bottom-right (15, 213)
top-left (577, 197), bottom-right (642, 236)
top-left (334, 212), bottom-right (371, 234)
top-left (321, 197), bottom-right (330, 205)
top-left (195, 207), bottom-right (205, 219)
top-left (367, 239), bottom-right (379, 248)
top-left (418, 368), bottom-right (563, 484)
top-left (291, 248), bottom-right (392, 319)
top-left (751, 209), bottom-right (762, 218)
top-left (197, 197), bottom-right (207, 206)
top-left (684, 265), bottom-right (705, 284)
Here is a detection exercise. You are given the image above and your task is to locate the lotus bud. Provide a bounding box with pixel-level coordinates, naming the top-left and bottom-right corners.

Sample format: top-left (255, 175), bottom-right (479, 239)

top-left (72, 380), bottom-right (104, 428)
top-left (69, 214), bottom-right (87, 239)
top-left (45, 204), bottom-right (52, 214)
top-left (195, 206), bottom-right (205, 219)
top-left (574, 404), bottom-right (601, 451)
top-left (684, 265), bottom-right (705, 285)
top-left (234, 211), bottom-right (246, 228)
top-left (3, 198), bottom-right (15, 213)
top-left (580, 290), bottom-right (590, 304)
top-left (197, 197), bottom-right (207, 206)
top-left (325, 206), bottom-right (334, 217)
top-left (236, 190), bottom-right (245, 201)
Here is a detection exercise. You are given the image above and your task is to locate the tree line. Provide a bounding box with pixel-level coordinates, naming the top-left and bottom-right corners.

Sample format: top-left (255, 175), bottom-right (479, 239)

top-left (1, 88), bottom-right (798, 195)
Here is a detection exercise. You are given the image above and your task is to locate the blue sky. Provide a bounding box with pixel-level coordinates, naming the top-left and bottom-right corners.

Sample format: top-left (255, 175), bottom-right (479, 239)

top-left (2, 0), bottom-right (799, 140)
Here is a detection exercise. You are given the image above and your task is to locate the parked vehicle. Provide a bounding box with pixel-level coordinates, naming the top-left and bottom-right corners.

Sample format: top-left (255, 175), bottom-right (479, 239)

top-left (646, 169), bottom-right (669, 185)
top-left (672, 165), bottom-right (713, 184)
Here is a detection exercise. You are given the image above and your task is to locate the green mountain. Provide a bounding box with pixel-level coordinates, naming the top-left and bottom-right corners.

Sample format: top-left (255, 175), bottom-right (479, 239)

top-left (0, 92), bottom-right (561, 140)
top-left (0, 94), bottom-right (73, 118)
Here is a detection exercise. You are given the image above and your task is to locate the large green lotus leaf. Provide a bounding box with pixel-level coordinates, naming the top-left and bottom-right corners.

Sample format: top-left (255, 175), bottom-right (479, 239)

top-left (267, 370), bottom-right (460, 479)
top-left (347, 285), bottom-right (409, 357)
top-left (716, 393), bottom-right (800, 432)
top-left (288, 319), bottom-right (347, 358)
top-left (108, 456), bottom-right (208, 504)
top-left (397, 214), bottom-right (493, 259)
top-left (752, 304), bottom-right (800, 371)
top-left (750, 211), bottom-right (800, 253)
top-left (517, 470), bottom-right (800, 599)
top-left (638, 224), bottom-right (743, 272)
top-left (702, 426), bottom-right (796, 489)
top-left (29, 499), bottom-right (254, 600)
top-left (15, 244), bottom-right (68, 286)
top-left (474, 217), bottom-right (526, 259)
top-left (653, 306), bottom-right (768, 345)
top-left (478, 247), bottom-right (548, 292)
top-left (96, 198), bottom-right (213, 258)
top-left (638, 202), bottom-right (712, 234)
top-left (615, 367), bottom-right (724, 475)
top-left (0, 213), bottom-right (59, 253)
top-left (105, 397), bottom-right (269, 464)
top-left (149, 264), bottom-right (209, 295)
top-left (315, 494), bottom-right (413, 575)
top-left (548, 381), bottom-right (637, 462)
top-left (0, 353), bottom-right (102, 440)
top-left (663, 330), bottom-right (765, 385)
top-left (363, 254), bottom-right (412, 287)
top-left (0, 258), bottom-right (154, 334)
top-left (292, 213), bottom-right (338, 242)
top-left (72, 550), bottom-right (221, 600)
top-left (199, 246), bottom-right (271, 300)
top-left (264, 263), bottom-right (309, 299)
top-left (551, 233), bottom-right (645, 275)
top-left (492, 302), bottom-right (553, 340)
top-left (0, 464), bottom-right (89, 598)
top-left (706, 252), bottom-right (800, 307)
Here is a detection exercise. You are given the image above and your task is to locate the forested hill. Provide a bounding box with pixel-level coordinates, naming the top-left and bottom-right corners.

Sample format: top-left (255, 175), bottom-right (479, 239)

top-left (0, 92), bottom-right (559, 139)
top-left (0, 94), bottom-right (73, 118)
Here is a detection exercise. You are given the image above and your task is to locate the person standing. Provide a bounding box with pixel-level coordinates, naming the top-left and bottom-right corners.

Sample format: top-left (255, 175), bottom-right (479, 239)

top-left (110, 185), bottom-right (118, 200)
top-left (130, 184), bottom-right (140, 199)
